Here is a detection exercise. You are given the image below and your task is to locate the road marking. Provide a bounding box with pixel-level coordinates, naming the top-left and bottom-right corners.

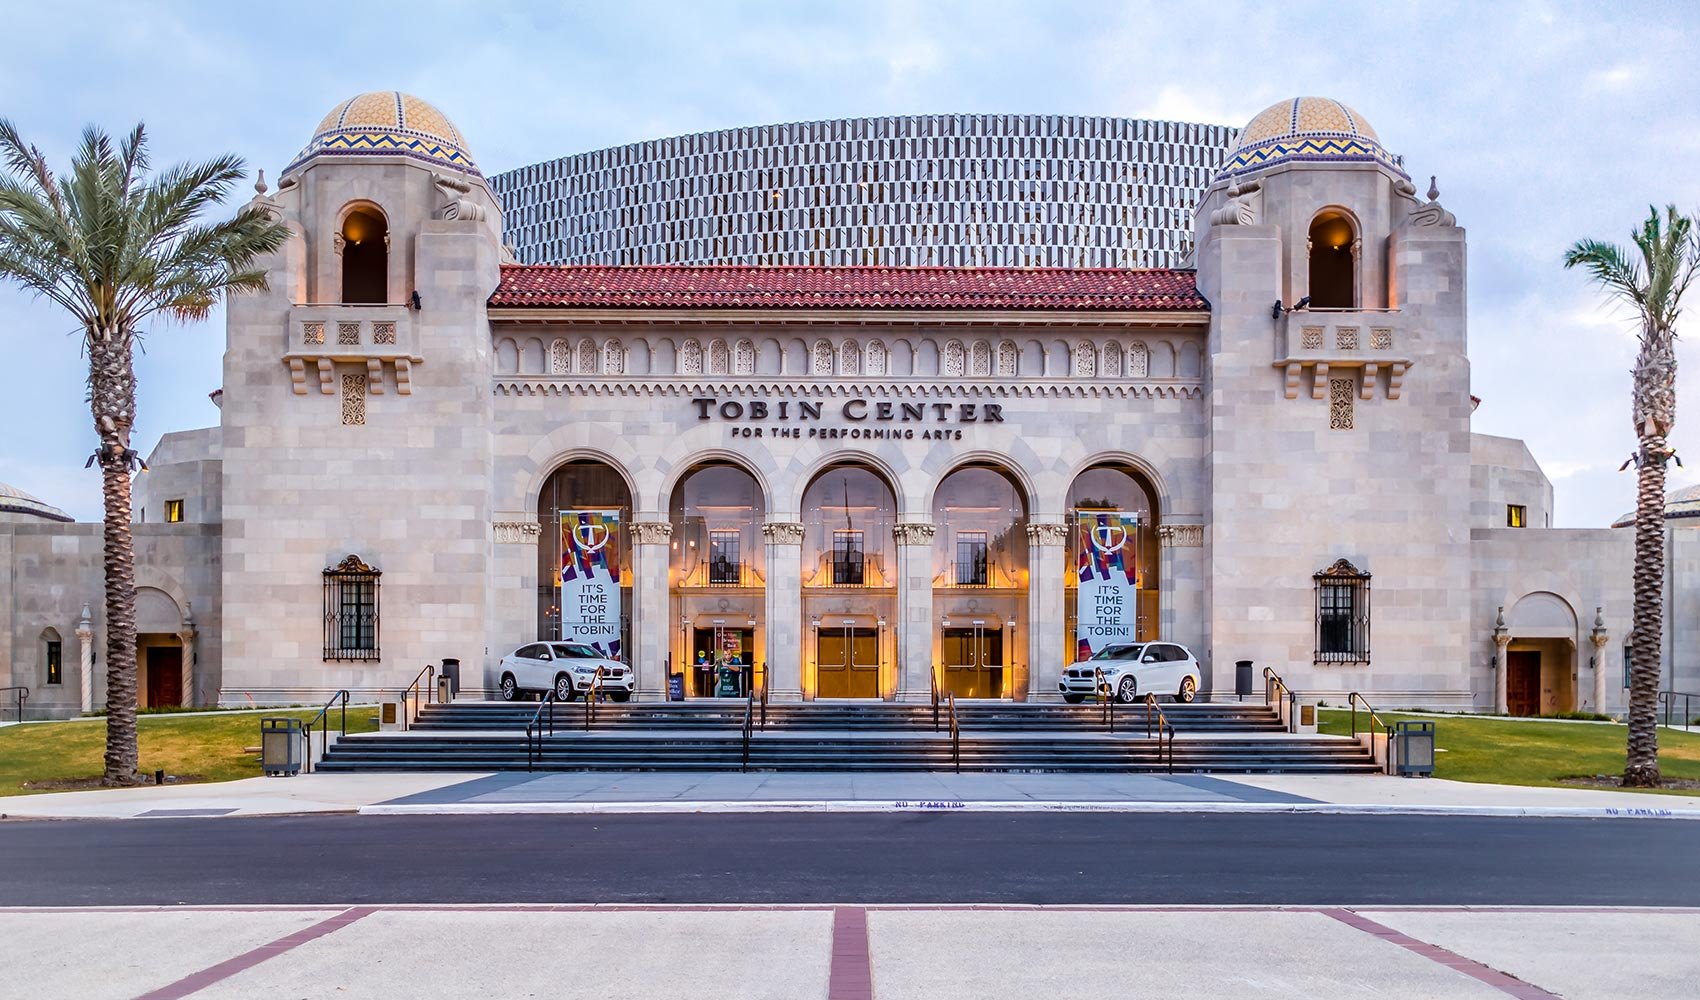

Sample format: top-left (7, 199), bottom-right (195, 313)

top-left (1323, 908), bottom-right (1561, 999)
top-left (828, 906), bottom-right (873, 1000)
top-left (131, 906), bottom-right (374, 1000)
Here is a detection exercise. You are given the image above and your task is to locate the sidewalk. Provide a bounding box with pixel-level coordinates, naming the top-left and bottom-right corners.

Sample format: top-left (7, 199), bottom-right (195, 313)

top-left (5, 769), bottom-right (1700, 821)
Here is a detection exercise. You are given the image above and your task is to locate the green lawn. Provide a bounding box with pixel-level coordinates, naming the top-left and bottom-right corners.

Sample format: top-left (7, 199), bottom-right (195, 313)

top-left (0, 707), bottom-right (378, 796)
top-left (1318, 709), bottom-right (1700, 794)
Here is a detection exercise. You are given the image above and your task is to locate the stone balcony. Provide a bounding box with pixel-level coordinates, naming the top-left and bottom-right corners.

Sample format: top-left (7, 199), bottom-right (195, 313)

top-left (1273, 309), bottom-right (1413, 400)
top-left (284, 305), bottom-right (420, 396)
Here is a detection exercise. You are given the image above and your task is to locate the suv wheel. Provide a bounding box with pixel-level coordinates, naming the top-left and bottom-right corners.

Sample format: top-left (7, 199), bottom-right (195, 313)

top-left (554, 674), bottom-right (576, 701)
top-left (1116, 676), bottom-right (1138, 704)
top-left (1178, 676), bottom-right (1197, 703)
top-left (499, 673), bottom-right (518, 701)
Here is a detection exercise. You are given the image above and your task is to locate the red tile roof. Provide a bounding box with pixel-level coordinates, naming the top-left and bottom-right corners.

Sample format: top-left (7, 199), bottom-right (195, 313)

top-left (489, 264), bottom-right (1207, 312)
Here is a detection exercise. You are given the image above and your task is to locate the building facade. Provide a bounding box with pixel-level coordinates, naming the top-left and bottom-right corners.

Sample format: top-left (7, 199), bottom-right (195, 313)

top-left (492, 114), bottom-right (1235, 269)
top-left (3, 92), bottom-right (1689, 719)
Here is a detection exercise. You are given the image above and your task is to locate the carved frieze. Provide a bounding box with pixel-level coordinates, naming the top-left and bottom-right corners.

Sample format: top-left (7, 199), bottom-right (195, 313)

top-left (762, 521), bottom-right (806, 545)
top-left (1025, 522), bottom-right (1068, 546)
top-left (629, 521), bottom-right (674, 545)
top-left (892, 522), bottom-right (937, 545)
top-left (1158, 523), bottom-right (1203, 548)
top-left (493, 520), bottom-right (543, 544)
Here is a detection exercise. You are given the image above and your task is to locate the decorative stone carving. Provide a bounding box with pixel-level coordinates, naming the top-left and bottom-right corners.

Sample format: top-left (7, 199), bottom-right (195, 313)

top-left (682, 339), bottom-right (704, 375)
top-left (603, 340), bottom-right (625, 374)
top-left (1209, 177), bottom-right (1258, 226)
top-left (551, 339), bottom-right (572, 375)
top-left (341, 372), bottom-right (366, 425)
top-left (892, 522), bottom-right (937, 545)
top-left (1407, 176), bottom-right (1457, 227)
top-left (302, 321), bottom-right (325, 346)
top-left (394, 358), bottom-right (412, 395)
top-left (970, 340), bottom-right (991, 376)
top-left (709, 339), bottom-right (730, 375)
top-left (288, 357), bottom-right (308, 395)
top-left (812, 339), bottom-right (833, 375)
top-left (493, 520), bottom-right (543, 544)
top-left (734, 339), bottom-right (755, 375)
top-left (372, 321), bottom-right (397, 345)
top-left (1329, 377), bottom-right (1355, 430)
top-left (865, 340), bottom-right (887, 376)
top-left (337, 321), bottom-right (361, 346)
top-left (1074, 340), bottom-right (1096, 377)
top-left (997, 340), bottom-right (1018, 376)
top-left (1371, 327), bottom-right (1393, 350)
top-left (1025, 522), bottom-right (1068, 546)
top-left (943, 340), bottom-right (965, 377)
top-left (577, 339), bottom-right (597, 374)
top-left (366, 357), bottom-right (384, 395)
top-left (433, 172), bottom-right (488, 222)
top-left (328, 553), bottom-right (378, 575)
top-left (762, 521), bottom-right (806, 545)
top-left (1301, 326), bottom-right (1325, 350)
top-left (1336, 327), bottom-right (1359, 351)
top-left (1127, 342), bottom-right (1149, 378)
top-left (629, 521), bottom-right (674, 545)
top-left (1158, 523), bottom-right (1203, 548)
top-left (1101, 342), bottom-right (1122, 377)
top-left (838, 339), bottom-right (861, 376)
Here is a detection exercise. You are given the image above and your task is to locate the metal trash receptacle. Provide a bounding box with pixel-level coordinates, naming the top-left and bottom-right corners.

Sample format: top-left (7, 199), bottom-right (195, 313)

top-left (261, 717), bottom-right (303, 776)
top-left (1235, 660), bottom-right (1254, 698)
top-left (1394, 720), bottom-right (1436, 776)
top-left (439, 658), bottom-right (461, 698)
top-left (436, 673), bottom-right (452, 703)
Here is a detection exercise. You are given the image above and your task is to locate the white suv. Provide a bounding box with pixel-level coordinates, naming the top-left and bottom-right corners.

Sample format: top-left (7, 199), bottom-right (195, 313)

top-left (1058, 641), bottom-right (1200, 704)
top-left (497, 642), bottom-right (634, 702)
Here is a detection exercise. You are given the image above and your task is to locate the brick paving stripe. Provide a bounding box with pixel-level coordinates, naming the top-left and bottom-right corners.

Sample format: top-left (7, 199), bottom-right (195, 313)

top-left (1323, 908), bottom-right (1561, 999)
top-left (132, 906), bottom-right (375, 1000)
top-left (828, 906), bottom-right (873, 1000)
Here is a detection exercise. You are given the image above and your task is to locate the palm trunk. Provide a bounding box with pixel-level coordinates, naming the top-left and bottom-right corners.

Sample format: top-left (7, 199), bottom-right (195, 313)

top-left (1626, 341), bottom-right (1674, 788)
top-left (90, 324), bottom-right (141, 786)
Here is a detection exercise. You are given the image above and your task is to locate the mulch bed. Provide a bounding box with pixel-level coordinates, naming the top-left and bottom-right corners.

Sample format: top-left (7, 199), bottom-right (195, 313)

top-left (21, 774), bottom-right (208, 791)
top-left (1560, 775), bottom-right (1700, 792)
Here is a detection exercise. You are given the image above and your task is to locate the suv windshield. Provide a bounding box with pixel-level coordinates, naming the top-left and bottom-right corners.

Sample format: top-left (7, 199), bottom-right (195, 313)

top-left (551, 643), bottom-right (602, 659)
top-left (1090, 643), bottom-right (1144, 661)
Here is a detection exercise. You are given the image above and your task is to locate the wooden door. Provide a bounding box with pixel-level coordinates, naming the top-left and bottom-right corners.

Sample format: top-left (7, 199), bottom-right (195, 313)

top-left (1506, 650), bottom-right (1540, 716)
top-left (146, 645), bottom-right (183, 708)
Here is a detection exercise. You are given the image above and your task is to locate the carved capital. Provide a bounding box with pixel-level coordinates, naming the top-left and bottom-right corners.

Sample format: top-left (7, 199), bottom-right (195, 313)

top-left (1493, 632), bottom-right (1513, 649)
top-left (1025, 522), bottom-right (1068, 546)
top-left (629, 521), bottom-right (674, 545)
top-left (493, 520), bottom-right (543, 545)
top-left (762, 521), bottom-right (805, 546)
top-left (1158, 523), bottom-right (1203, 548)
top-left (892, 522), bottom-right (937, 545)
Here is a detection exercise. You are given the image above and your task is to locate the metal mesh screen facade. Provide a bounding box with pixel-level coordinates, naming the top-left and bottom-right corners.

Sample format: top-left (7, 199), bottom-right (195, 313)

top-left (493, 115), bottom-right (1236, 269)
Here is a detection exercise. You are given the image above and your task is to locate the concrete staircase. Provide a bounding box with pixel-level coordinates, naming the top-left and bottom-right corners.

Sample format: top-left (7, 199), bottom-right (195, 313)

top-left (316, 700), bottom-right (1380, 774)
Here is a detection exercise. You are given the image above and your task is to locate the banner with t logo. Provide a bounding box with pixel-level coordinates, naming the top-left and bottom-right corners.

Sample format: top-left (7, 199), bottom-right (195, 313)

top-left (560, 510), bottom-right (622, 658)
top-left (1075, 511), bottom-right (1141, 659)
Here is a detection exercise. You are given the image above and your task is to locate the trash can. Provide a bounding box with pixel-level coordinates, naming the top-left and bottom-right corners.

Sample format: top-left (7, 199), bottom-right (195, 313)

top-left (436, 673), bottom-right (452, 703)
top-left (1235, 660), bottom-right (1254, 698)
top-left (439, 658), bottom-right (461, 698)
top-left (260, 717), bottom-right (303, 776)
top-left (1394, 720), bottom-right (1436, 777)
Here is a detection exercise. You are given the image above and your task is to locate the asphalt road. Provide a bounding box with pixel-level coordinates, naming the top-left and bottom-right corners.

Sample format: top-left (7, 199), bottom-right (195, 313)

top-left (2, 812), bottom-right (1696, 907)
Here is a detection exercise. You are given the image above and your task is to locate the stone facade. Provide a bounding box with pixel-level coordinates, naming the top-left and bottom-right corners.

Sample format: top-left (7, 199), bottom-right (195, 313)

top-left (2, 92), bottom-right (1690, 718)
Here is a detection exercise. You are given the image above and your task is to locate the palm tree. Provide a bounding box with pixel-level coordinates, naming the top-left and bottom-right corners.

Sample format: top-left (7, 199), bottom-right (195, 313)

top-left (1565, 205), bottom-right (1699, 787)
top-left (0, 122), bottom-right (288, 785)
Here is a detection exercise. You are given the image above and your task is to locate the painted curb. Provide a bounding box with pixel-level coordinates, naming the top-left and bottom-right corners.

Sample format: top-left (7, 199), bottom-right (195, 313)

top-left (356, 800), bottom-right (1700, 820)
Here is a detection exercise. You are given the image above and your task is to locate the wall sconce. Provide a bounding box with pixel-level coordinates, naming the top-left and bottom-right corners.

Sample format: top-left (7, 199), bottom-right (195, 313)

top-left (941, 617), bottom-right (951, 628)
top-left (410, 290), bottom-right (422, 311)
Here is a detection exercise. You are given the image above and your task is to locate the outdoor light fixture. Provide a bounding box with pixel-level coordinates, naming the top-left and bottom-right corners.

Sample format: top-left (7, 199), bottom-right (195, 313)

top-left (84, 443), bottom-right (148, 473)
top-left (410, 290), bottom-right (422, 311)
top-left (1270, 296), bottom-right (1313, 319)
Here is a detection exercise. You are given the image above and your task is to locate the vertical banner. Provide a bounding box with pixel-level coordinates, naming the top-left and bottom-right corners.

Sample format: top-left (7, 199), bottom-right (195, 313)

top-left (560, 510), bottom-right (623, 658)
top-left (1075, 511), bottom-right (1141, 660)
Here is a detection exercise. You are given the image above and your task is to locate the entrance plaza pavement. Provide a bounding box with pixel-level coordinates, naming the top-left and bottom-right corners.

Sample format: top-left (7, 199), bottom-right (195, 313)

top-left (2, 903), bottom-right (1696, 999)
top-left (5, 769), bottom-right (1700, 820)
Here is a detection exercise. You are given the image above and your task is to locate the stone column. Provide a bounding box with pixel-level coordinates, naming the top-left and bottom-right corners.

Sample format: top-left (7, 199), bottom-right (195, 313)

top-left (1158, 522), bottom-right (1206, 681)
top-left (629, 521), bottom-right (673, 700)
top-left (75, 603), bottom-right (94, 715)
top-left (763, 521), bottom-right (805, 701)
top-left (1492, 607), bottom-right (1510, 714)
top-left (1026, 521), bottom-right (1068, 701)
top-left (178, 602), bottom-right (198, 708)
top-left (893, 522), bottom-right (936, 702)
top-left (490, 516), bottom-right (542, 696)
top-left (1589, 607), bottom-right (1610, 713)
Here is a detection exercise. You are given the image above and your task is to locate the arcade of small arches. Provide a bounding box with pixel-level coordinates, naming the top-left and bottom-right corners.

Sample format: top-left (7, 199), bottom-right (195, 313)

top-left (525, 451), bottom-right (1171, 701)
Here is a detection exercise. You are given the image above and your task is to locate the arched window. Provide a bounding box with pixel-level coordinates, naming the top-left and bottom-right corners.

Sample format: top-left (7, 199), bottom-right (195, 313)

top-left (340, 205), bottom-right (388, 304)
top-left (1307, 210), bottom-right (1356, 308)
top-left (537, 461), bottom-right (633, 653)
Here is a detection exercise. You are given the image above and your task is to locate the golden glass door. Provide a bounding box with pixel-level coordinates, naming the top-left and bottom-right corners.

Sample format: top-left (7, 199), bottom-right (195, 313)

top-left (817, 625), bottom-right (880, 698)
top-left (942, 625), bottom-right (1004, 698)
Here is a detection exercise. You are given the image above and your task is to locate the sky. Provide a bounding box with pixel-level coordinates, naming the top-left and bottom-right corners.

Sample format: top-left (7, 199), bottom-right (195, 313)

top-left (1, 0), bottom-right (1697, 526)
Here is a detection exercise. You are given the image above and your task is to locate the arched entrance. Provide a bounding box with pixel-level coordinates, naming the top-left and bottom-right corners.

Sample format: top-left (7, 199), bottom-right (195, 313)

top-left (1505, 592), bottom-right (1579, 716)
top-left (1065, 463), bottom-right (1160, 663)
top-left (801, 464), bottom-right (898, 699)
top-left (1307, 209), bottom-right (1357, 308)
top-left (136, 587), bottom-right (186, 708)
top-left (339, 203), bottom-right (389, 304)
top-left (933, 463), bottom-right (1029, 699)
top-left (669, 462), bottom-right (767, 697)
top-left (537, 460), bottom-right (633, 659)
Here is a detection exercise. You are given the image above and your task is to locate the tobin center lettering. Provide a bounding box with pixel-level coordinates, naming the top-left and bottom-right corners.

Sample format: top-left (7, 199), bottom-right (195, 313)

top-left (691, 397), bottom-right (1005, 441)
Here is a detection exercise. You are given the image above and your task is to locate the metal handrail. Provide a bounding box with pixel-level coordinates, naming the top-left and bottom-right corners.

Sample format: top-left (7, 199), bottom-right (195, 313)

top-left (300, 689), bottom-right (349, 774)
top-left (583, 665), bottom-right (606, 732)
top-left (1348, 691), bottom-right (1395, 776)
top-left (931, 669), bottom-right (942, 732)
top-left (526, 689), bottom-right (560, 771)
top-left (947, 691), bottom-right (960, 773)
top-left (397, 664), bottom-right (435, 730)
top-left (758, 662), bottom-right (769, 730)
top-left (1144, 694), bottom-right (1175, 774)
top-left (741, 692), bottom-right (755, 771)
top-left (1094, 667), bottom-right (1115, 731)
top-left (1263, 665), bottom-right (1297, 733)
top-left (1660, 689), bottom-right (1699, 728)
top-left (0, 686), bottom-right (26, 723)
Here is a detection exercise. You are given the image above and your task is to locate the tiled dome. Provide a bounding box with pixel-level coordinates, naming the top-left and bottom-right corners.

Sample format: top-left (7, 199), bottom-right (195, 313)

top-left (1611, 483), bottom-right (1700, 528)
top-left (1220, 97), bottom-right (1403, 180)
top-left (0, 481), bottom-right (71, 522)
top-left (285, 92), bottom-right (478, 177)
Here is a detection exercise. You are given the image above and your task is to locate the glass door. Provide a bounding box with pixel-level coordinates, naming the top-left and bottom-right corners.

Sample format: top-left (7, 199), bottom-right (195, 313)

top-left (942, 625), bottom-right (1004, 698)
top-left (817, 624), bottom-right (880, 698)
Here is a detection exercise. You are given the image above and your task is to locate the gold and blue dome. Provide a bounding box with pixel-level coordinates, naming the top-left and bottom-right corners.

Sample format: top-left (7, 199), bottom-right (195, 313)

top-left (286, 91), bottom-right (479, 177)
top-left (1221, 97), bottom-right (1404, 180)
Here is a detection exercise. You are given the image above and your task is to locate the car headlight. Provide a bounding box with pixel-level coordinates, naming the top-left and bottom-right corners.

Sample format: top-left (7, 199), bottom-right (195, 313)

top-left (572, 665), bottom-right (596, 675)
